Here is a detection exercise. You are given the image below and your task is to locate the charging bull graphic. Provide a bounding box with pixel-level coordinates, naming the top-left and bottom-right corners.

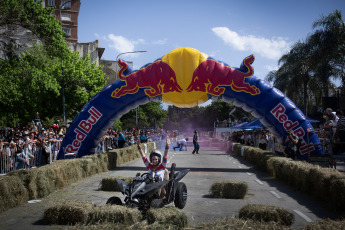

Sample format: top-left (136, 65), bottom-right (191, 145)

top-left (186, 55), bottom-right (260, 96)
top-left (112, 59), bottom-right (183, 98)
top-left (59, 47), bottom-right (323, 160)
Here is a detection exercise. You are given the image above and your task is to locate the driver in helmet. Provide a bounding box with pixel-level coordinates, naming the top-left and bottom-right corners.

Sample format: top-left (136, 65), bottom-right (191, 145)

top-left (137, 136), bottom-right (170, 197)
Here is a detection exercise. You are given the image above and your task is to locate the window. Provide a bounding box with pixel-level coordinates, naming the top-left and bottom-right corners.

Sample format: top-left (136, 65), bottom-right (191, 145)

top-left (47, 0), bottom-right (55, 6)
top-left (62, 28), bottom-right (70, 35)
top-left (61, 0), bottom-right (71, 9)
top-left (61, 14), bottom-right (71, 21)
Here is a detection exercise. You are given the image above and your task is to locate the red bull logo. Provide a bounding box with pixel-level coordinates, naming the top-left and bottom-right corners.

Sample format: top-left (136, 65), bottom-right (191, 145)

top-left (186, 55), bottom-right (260, 96)
top-left (111, 59), bottom-right (183, 98)
top-left (111, 48), bottom-right (260, 107)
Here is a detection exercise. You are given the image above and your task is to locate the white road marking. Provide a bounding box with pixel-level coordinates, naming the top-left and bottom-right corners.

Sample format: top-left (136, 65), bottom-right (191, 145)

top-left (246, 172), bottom-right (252, 176)
top-left (270, 191), bottom-right (282, 199)
top-left (255, 179), bottom-right (264, 185)
top-left (293, 210), bottom-right (313, 222)
top-left (238, 165), bottom-right (242, 168)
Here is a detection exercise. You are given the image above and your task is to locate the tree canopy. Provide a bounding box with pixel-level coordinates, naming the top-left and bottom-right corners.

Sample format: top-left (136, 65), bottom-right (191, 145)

top-left (0, 0), bottom-right (106, 126)
top-left (265, 10), bottom-right (345, 114)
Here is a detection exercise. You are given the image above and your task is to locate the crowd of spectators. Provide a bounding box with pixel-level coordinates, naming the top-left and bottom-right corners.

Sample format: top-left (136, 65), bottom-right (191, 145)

top-left (1, 113), bottom-right (181, 174)
top-left (227, 108), bottom-right (345, 164)
top-left (0, 113), bottom-right (67, 173)
top-left (96, 128), bottom-right (177, 153)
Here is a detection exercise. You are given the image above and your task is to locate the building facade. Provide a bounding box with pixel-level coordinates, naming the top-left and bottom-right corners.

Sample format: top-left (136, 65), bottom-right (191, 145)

top-left (46, 0), bottom-right (81, 43)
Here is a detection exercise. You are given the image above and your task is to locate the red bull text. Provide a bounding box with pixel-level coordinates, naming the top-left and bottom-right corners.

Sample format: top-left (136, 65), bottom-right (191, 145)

top-left (65, 106), bottom-right (102, 153)
top-left (271, 103), bottom-right (315, 155)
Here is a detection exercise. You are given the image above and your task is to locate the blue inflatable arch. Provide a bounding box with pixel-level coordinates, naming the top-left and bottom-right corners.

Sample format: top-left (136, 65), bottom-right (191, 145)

top-left (58, 48), bottom-right (322, 160)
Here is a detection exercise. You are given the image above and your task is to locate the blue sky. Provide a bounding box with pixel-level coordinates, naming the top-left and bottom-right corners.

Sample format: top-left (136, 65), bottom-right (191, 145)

top-left (78, 0), bottom-right (345, 107)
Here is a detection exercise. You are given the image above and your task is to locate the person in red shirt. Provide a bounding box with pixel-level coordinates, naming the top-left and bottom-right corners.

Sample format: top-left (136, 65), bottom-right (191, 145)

top-left (137, 135), bottom-right (170, 198)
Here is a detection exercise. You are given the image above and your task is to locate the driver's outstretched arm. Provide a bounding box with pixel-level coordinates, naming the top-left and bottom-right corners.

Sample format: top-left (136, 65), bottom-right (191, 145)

top-left (164, 137), bottom-right (170, 158)
top-left (137, 135), bottom-right (144, 158)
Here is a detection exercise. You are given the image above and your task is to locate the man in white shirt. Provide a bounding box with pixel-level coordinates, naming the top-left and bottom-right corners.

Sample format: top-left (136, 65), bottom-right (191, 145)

top-left (173, 138), bottom-right (188, 151)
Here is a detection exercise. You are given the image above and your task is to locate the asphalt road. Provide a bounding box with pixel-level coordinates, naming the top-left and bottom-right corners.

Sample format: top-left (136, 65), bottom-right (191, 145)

top-left (0, 145), bottom-right (339, 229)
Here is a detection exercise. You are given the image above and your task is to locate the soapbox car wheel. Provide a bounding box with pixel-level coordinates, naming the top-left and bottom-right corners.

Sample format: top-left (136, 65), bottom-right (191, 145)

top-left (106, 196), bottom-right (123, 205)
top-left (174, 182), bottom-right (187, 209)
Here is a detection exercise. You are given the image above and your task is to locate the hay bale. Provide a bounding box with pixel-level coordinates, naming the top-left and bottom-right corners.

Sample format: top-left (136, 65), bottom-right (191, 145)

top-left (239, 204), bottom-right (294, 226)
top-left (329, 178), bottom-right (345, 212)
top-left (302, 218), bottom-right (345, 230)
top-left (0, 175), bottom-right (29, 213)
top-left (99, 176), bottom-right (132, 191)
top-left (52, 159), bottom-right (84, 183)
top-left (146, 206), bottom-right (188, 228)
top-left (43, 200), bottom-right (94, 225)
top-left (88, 205), bottom-right (141, 225)
top-left (210, 181), bottom-right (248, 199)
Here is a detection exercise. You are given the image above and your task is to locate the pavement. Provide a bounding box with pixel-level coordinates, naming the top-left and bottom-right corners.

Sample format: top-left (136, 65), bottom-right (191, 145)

top-left (0, 145), bottom-right (342, 229)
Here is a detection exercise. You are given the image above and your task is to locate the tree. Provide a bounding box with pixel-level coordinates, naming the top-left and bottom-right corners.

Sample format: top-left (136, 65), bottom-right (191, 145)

top-left (0, 0), bottom-right (68, 59)
top-left (308, 10), bottom-right (345, 97)
top-left (266, 10), bottom-right (345, 112)
top-left (120, 102), bottom-right (167, 130)
top-left (0, 0), bottom-right (106, 126)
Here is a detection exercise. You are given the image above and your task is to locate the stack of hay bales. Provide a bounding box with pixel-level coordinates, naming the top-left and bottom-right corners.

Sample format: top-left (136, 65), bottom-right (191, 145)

top-left (43, 200), bottom-right (141, 225)
top-left (232, 143), bottom-right (345, 214)
top-left (239, 204), bottom-right (294, 226)
top-left (107, 144), bottom-right (155, 170)
top-left (210, 181), bottom-right (248, 199)
top-left (0, 142), bottom-right (156, 214)
top-left (43, 200), bottom-right (188, 228)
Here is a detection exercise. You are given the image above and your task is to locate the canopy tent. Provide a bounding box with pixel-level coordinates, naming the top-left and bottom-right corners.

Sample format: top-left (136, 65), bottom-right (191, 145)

top-left (306, 117), bottom-right (320, 123)
top-left (230, 122), bottom-right (248, 129)
top-left (242, 119), bottom-right (265, 130)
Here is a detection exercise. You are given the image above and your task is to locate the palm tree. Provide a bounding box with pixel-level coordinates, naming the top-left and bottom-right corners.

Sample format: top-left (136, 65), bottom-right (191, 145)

top-left (266, 41), bottom-right (313, 114)
top-left (307, 10), bottom-right (345, 97)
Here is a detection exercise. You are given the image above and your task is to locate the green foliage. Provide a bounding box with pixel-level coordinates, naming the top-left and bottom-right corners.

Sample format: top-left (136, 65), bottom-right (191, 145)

top-left (265, 10), bottom-right (345, 111)
top-left (112, 120), bottom-right (122, 131)
top-left (0, 0), bottom-right (68, 58)
top-left (0, 0), bottom-right (106, 126)
top-left (120, 102), bottom-right (167, 130)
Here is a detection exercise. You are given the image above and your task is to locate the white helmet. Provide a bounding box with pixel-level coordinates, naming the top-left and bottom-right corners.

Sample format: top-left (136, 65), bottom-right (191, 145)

top-left (149, 150), bottom-right (162, 164)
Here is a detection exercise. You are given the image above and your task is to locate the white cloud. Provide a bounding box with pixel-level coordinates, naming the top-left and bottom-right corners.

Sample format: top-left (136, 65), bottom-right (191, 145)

top-left (152, 38), bottom-right (168, 45)
top-left (265, 64), bottom-right (279, 72)
top-left (212, 27), bottom-right (290, 60)
top-left (104, 34), bottom-right (145, 57)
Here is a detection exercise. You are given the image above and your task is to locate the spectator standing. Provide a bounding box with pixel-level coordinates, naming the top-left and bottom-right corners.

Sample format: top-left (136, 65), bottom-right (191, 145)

top-left (113, 132), bottom-right (119, 149)
top-left (192, 130), bottom-right (200, 154)
top-left (259, 132), bottom-right (268, 150)
top-left (118, 131), bottom-right (126, 148)
top-left (34, 112), bottom-right (41, 127)
top-left (14, 137), bottom-right (26, 169)
top-left (285, 130), bottom-right (298, 159)
top-left (320, 114), bottom-right (334, 153)
top-left (140, 131), bottom-right (148, 143)
top-left (334, 110), bottom-right (345, 155)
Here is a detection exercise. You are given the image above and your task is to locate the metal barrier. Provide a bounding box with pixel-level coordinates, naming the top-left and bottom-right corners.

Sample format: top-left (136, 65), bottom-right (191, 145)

top-left (1, 139), bottom-right (79, 175)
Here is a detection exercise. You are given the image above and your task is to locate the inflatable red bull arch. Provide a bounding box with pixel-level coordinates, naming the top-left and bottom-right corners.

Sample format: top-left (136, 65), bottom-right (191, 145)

top-left (58, 47), bottom-right (322, 160)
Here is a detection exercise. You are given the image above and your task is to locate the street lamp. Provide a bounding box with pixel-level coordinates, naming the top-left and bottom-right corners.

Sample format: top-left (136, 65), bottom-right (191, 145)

top-left (59, 0), bottom-right (73, 123)
top-left (115, 51), bottom-right (147, 129)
